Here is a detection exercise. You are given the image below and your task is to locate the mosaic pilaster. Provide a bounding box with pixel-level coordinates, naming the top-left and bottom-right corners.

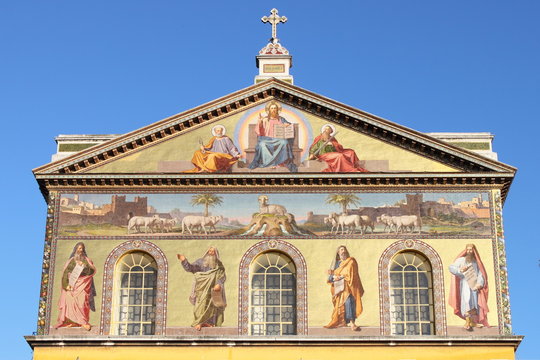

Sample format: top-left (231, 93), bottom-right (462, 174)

top-left (494, 190), bottom-right (512, 334)
top-left (36, 191), bottom-right (57, 335)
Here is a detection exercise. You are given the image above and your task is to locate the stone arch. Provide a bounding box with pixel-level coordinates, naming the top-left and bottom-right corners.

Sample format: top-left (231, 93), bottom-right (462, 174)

top-left (378, 239), bottom-right (447, 335)
top-left (238, 239), bottom-right (308, 335)
top-left (99, 240), bottom-right (168, 335)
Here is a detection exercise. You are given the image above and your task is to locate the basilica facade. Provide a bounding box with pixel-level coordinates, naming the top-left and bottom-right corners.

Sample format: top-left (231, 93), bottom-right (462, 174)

top-left (27, 9), bottom-right (521, 360)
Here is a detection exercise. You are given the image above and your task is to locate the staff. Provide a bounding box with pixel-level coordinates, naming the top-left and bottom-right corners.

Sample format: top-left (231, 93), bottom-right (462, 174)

top-left (310, 131), bottom-right (339, 158)
top-left (198, 137), bottom-right (206, 154)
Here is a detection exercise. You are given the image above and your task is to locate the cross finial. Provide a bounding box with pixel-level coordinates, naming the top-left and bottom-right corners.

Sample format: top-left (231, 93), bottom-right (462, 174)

top-left (261, 8), bottom-right (287, 44)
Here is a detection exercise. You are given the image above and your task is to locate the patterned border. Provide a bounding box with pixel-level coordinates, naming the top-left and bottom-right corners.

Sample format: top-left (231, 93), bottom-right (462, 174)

top-left (56, 234), bottom-right (494, 241)
top-left (378, 239), bottom-right (447, 335)
top-left (99, 240), bottom-right (168, 335)
top-left (493, 190), bottom-right (512, 334)
top-left (238, 239), bottom-right (308, 335)
top-left (36, 191), bottom-right (58, 335)
top-left (54, 187), bottom-right (502, 195)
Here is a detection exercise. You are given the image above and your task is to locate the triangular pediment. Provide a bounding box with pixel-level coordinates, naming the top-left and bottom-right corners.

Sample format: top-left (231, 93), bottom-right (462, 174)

top-left (33, 79), bottom-right (515, 176)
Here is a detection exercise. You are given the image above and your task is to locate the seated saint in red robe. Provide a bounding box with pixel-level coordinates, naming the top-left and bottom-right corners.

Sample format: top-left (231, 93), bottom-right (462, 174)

top-left (309, 124), bottom-right (368, 173)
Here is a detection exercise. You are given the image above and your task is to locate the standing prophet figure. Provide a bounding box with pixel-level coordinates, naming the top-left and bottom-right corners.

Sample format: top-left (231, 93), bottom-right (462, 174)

top-left (177, 247), bottom-right (226, 331)
top-left (325, 245), bottom-right (364, 331)
top-left (55, 242), bottom-right (96, 331)
top-left (449, 244), bottom-right (489, 331)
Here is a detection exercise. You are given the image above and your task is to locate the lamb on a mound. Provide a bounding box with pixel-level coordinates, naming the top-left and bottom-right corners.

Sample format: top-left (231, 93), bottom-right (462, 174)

top-left (244, 195), bottom-right (304, 236)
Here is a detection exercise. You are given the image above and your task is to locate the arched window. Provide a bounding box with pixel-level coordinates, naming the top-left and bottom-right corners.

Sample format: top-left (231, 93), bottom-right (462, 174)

top-left (250, 252), bottom-right (296, 335)
top-left (111, 251), bottom-right (158, 335)
top-left (239, 240), bottom-right (307, 335)
top-left (389, 252), bottom-right (434, 335)
top-left (100, 240), bottom-right (168, 336)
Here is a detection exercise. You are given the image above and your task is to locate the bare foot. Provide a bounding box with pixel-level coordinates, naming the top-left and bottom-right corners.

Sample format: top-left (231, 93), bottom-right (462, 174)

top-left (194, 324), bottom-right (202, 331)
top-left (82, 324), bottom-right (91, 331)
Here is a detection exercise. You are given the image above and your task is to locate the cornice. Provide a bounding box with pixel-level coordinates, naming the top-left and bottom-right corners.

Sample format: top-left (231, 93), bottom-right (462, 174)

top-left (34, 172), bottom-right (514, 204)
top-left (25, 335), bottom-right (523, 350)
top-left (34, 172), bottom-right (515, 180)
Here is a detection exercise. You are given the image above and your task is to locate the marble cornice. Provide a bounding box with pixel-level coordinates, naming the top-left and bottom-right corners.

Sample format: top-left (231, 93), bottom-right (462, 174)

top-left (34, 172), bottom-right (514, 204)
top-left (25, 335), bottom-right (523, 350)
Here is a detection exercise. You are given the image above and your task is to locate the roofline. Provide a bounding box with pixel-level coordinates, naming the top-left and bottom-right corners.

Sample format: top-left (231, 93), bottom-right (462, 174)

top-left (269, 80), bottom-right (515, 172)
top-left (33, 78), bottom-right (516, 175)
top-left (33, 80), bottom-right (279, 173)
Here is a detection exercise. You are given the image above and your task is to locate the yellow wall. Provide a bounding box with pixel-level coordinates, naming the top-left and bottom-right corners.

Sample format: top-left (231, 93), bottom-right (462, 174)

top-left (33, 345), bottom-right (516, 360)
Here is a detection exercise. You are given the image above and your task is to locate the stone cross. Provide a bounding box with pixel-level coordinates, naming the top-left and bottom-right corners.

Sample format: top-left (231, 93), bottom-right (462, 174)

top-left (261, 8), bottom-right (287, 43)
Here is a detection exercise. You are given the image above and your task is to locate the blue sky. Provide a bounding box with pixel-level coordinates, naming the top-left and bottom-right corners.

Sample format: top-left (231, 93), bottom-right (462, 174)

top-left (1, 1), bottom-right (539, 359)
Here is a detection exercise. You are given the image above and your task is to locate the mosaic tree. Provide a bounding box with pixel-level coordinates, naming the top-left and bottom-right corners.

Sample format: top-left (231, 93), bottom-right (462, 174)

top-left (191, 194), bottom-right (223, 216)
top-left (326, 194), bottom-right (361, 215)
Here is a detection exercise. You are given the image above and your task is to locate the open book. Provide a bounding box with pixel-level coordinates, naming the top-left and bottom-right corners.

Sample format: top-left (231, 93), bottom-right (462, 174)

top-left (69, 263), bottom-right (85, 288)
top-left (333, 278), bottom-right (345, 296)
top-left (273, 123), bottom-right (295, 139)
top-left (211, 288), bottom-right (227, 308)
top-left (463, 265), bottom-right (478, 289)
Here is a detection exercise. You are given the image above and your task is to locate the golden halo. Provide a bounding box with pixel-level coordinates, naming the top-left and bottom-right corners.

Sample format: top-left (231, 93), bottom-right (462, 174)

top-left (320, 124), bottom-right (336, 136)
top-left (212, 125), bottom-right (226, 136)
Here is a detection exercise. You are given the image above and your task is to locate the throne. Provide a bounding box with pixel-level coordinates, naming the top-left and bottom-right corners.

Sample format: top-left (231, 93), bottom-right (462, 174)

top-left (243, 123), bottom-right (303, 168)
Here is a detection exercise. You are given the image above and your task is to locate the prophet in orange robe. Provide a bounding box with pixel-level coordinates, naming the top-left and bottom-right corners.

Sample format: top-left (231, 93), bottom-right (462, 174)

top-left (185, 135), bottom-right (241, 173)
top-left (325, 246), bottom-right (364, 329)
